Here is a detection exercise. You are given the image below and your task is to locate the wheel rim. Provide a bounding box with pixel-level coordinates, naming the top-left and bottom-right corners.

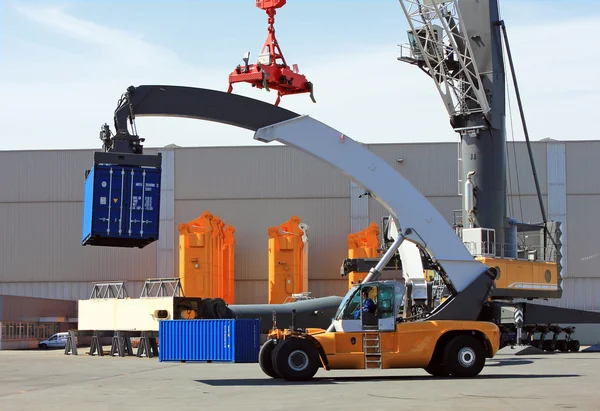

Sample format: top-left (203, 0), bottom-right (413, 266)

top-left (458, 347), bottom-right (476, 368)
top-left (288, 350), bottom-right (309, 372)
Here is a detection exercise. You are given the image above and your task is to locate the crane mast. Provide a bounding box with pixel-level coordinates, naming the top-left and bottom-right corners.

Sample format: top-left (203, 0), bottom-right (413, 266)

top-left (398, 0), bottom-right (513, 258)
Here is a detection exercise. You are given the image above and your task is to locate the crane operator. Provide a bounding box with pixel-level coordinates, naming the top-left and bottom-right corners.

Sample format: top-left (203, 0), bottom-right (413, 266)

top-left (353, 288), bottom-right (377, 319)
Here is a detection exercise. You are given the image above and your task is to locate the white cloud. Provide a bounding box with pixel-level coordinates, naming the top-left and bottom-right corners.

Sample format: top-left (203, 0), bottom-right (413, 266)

top-left (0, 3), bottom-right (598, 151)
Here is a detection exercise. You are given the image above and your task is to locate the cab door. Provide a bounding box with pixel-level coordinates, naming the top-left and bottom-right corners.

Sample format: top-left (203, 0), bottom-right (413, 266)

top-left (374, 284), bottom-right (397, 332)
top-left (359, 284), bottom-right (397, 331)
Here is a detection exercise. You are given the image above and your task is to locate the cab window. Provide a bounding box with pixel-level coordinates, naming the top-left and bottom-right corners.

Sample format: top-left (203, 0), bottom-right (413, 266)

top-left (377, 285), bottom-right (395, 319)
top-left (340, 288), bottom-right (362, 320)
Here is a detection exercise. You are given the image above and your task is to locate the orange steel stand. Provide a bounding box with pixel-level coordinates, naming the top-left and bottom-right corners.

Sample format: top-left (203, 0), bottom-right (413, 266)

top-left (267, 215), bottom-right (308, 304)
top-left (177, 211), bottom-right (236, 304)
top-left (346, 222), bottom-right (381, 289)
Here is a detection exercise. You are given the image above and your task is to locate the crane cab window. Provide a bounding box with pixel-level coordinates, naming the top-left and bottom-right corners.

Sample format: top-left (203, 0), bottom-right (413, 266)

top-left (336, 283), bottom-right (404, 325)
top-left (376, 285), bottom-right (395, 319)
top-left (338, 287), bottom-right (363, 320)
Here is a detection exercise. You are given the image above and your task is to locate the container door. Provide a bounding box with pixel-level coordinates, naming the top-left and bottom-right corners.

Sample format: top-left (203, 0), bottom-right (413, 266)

top-left (125, 167), bottom-right (160, 239)
top-left (92, 166), bottom-right (129, 236)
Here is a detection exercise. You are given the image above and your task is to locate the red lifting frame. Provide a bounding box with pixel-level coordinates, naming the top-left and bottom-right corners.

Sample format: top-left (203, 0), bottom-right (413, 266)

top-left (227, 0), bottom-right (315, 106)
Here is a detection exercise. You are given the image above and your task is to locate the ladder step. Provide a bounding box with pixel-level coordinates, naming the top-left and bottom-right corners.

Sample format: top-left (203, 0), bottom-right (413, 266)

top-left (364, 332), bottom-right (382, 368)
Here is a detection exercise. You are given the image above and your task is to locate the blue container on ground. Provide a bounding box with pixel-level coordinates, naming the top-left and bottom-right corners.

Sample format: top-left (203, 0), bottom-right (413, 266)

top-left (82, 157), bottom-right (162, 248)
top-left (158, 319), bottom-right (261, 363)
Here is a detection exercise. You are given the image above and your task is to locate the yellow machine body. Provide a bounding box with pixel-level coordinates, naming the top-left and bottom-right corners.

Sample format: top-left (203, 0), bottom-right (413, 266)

top-left (269, 320), bottom-right (499, 371)
top-left (477, 257), bottom-right (561, 300)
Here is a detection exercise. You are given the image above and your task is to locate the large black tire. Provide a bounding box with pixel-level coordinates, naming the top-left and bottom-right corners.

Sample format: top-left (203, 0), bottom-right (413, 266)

top-left (543, 340), bottom-right (556, 352)
top-left (555, 340), bottom-right (569, 352)
top-left (272, 338), bottom-right (320, 381)
top-left (259, 339), bottom-right (280, 379)
top-left (200, 299), bottom-right (214, 318)
top-left (210, 298), bottom-right (234, 319)
top-left (442, 335), bottom-right (486, 378)
top-left (424, 361), bottom-right (449, 377)
top-left (568, 340), bottom-right (580, 352)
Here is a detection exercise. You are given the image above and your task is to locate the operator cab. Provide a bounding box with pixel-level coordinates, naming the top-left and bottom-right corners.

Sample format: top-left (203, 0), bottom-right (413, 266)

top-left (331, 280), bottom-right (405, 332)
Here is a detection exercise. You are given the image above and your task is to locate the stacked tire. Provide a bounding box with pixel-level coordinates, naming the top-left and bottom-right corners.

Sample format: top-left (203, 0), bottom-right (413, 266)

top-left (200, 298), bottom-right (234, 319)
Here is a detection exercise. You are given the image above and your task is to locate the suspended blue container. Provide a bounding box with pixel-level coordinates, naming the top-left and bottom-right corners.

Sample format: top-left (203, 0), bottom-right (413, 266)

top-left (158, 319), bottom-right (261, 363)
top-left (81, 162), bottom-right (161, 248)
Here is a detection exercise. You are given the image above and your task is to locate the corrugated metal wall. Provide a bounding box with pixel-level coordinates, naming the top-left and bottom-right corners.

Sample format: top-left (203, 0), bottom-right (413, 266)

top-left (0, 149), bottom-right (160, 300)
top-left (0, 141), bottom-right (599, 309)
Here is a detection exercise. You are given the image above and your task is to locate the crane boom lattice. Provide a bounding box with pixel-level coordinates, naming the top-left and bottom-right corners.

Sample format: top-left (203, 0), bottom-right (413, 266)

top-left (398, 0), bottom-right (490, 122)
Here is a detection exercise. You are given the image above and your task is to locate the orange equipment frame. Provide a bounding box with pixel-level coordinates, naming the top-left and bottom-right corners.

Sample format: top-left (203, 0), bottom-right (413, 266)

top-left (177, 211), bottom-right (236, 304)
top-left (267, 215), bottom-right (308, 304)
top-left (346, 222), bottom-right (381, 288)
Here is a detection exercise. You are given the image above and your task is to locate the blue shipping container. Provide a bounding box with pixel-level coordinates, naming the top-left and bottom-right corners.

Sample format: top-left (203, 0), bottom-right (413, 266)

top-left (158, 319), bottom-right (261, 363)
top-left (82, 163), bottom-right (161, 248)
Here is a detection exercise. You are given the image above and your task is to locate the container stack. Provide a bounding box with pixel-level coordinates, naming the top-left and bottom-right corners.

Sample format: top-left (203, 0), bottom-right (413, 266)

top-left (267, 216), bottom-right (309, 304)
top-left (178, 211), bottom-right (236, 303)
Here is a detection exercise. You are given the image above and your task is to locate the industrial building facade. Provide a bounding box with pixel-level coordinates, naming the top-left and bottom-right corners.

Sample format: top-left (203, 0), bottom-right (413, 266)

top-left (1, 139), bottom-right (599, 312)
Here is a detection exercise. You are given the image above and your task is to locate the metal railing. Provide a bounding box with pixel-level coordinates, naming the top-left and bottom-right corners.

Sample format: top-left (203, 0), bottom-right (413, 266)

top-left (140, 278), bottom-right (184, 298)
top-left (283, 292), bottom-right (314, 304)
top-left (0, 321), bottom-right (59, 341)
top-left (90, 281), bottom-right (129, 299)
top-left (397, 43), bottom-right (420, 63)
top-left (463, 241), bottom-right (559, 262)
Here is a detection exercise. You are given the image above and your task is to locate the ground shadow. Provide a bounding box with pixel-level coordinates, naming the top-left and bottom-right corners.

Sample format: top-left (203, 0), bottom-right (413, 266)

top-left (486, 358), bottom-right (535, 367)
top-left (195, 373), bottom-right (580, 387)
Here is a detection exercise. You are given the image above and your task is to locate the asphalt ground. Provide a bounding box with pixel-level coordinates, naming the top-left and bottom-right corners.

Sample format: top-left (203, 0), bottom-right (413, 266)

top-left (0, 345), bottom-right (598, 411)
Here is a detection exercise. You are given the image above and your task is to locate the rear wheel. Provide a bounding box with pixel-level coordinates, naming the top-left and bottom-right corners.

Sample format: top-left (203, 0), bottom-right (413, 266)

top-left (259, 339), bottom-right (279, 379)
top-left (272, 338), bottom-right (320, 381)
top-left (442, 335), bottom-right (486, 378)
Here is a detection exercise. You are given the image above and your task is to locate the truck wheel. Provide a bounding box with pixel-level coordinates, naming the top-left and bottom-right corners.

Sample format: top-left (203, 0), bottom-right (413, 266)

top-left (443, 335), bottom-right (486, 378)
top-left (272, 338), bottom-right (320, 381)
top-left (259, 339), bottom-right (280, 379)
top-left (424, 362), bottom-right (449, 377)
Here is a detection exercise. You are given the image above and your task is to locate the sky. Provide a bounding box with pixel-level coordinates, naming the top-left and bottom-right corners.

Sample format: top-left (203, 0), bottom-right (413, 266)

top-left (1, 0), bottom-right (599, 151)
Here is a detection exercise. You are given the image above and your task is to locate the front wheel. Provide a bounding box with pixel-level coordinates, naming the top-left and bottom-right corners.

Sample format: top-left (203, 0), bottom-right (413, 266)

top-left (424, 361), bottom-right (449, 377)
top-left (259, 339), bottom-right (280, 379)
top-left (442, 335), bottom-right (486, 378)
top-left (272, 338), bottom-right (320, 381)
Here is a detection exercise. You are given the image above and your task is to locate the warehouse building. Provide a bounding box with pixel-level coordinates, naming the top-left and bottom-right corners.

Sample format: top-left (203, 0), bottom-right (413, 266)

top-left (1, 139), bottom-right (599, 344)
